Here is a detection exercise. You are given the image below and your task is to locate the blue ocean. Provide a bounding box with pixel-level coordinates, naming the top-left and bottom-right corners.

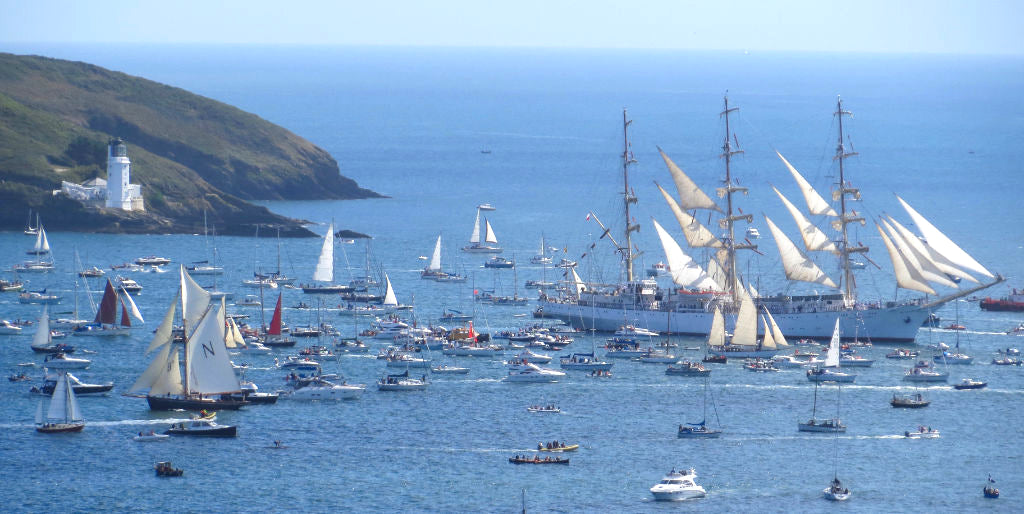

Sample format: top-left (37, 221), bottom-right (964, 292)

top-left (1, 44), bottom-right (1023, 512)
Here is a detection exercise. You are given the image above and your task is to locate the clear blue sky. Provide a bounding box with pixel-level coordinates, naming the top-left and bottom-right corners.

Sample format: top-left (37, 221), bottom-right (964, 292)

top-left (1, 0), bottom-right (1021, 55)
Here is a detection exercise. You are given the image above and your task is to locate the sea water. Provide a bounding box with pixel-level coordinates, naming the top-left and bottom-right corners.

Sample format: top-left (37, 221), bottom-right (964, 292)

top-left (0, 45), bottom-right (1022, 512)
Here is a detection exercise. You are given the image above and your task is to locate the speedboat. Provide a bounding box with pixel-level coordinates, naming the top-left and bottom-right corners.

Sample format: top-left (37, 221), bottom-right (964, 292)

top-left (537, 441), bottom-right (578, 452)
top-left (823, 477), bottom-right (851, 501)
top-left (283, 376), bottom-right (365, 400)
top-left (650, 468), bottom-right (706, 501)
top-left (744, 358), bottom-right (779, 372)
top-left (31, 372), bottom-right (113, 395)
top-left (164, 419), bottom-right (237, 437)
top-left (505, 363), bottom-right (565, 383)
top-left (0, 320), bottom-right (23, 334)
top-left (483, 256), bottom-right (515, 268)
top-left (516, 349), bottom-right (552, 364)
top-left (431, 364), bottom-right (470, 374)
top-left (113, 276), bottom-right (142, 294)
top-left (904, 426), bottom-right (940, 439)
top-left (276, 356), bottom-right (321, 372)
top-left (42, 352), bottom-right (91, 370)
top-left (222, 381), bottom-right (279, 404)
top-left (133, 430), bottom-right (170, 442)
top-left (334, 338), bottom-right (369, 353)
top-left (953, 378), bottom-right (987, 390)
top-left (526, 405), bottom-right (560, 413)
top-left (155, 461), bottom-right (183, 476)
top-left (806, 367), bottom-right (855, 383)
top-left (18, 291), bottom-right (61, 304)
top-left (798, 418), bottom-right (846, 433)
top-left (839, 355), bottom-right (874, 367)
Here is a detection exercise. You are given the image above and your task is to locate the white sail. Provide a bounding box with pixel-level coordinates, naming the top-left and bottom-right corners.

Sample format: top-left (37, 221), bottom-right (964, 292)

top-left (891, 215), bottom-right (977, 284)
top-left (180, 266), bottom-right (211, 336)
top-left (231, 317), bottom-right (247, 348)
top-left (876, 222), bottom-right (935, 295)
top-left (313, 222), bottom-right (335, 283)
top-left (150, 348), bottom-right (184, 396)
top-left (825, 318), bottom-right (841, 368)
top-left (218, 297), bottom-right (233, 348)
top-left (130, 342), bottom-right (174, 394)
top-left (146, 293), bottom-right (178, 354)
top-left (121, 286), bottom-right (145, 323)
top-left (707, 257), bottom-right (728, 291)
top-left (656, 183), bottom-right (722, 248)
top-left (469, 209), bottom-right (481, 243)
top-left (760, 316), bottom-right (777, 350)
top-left (885, 217), bottom-right (959, 288)
top-left (731, 287), bottom-right (758, 347)
top-left (658, 148), bottom-right (722, 212)
top-left (772, 186), bottom-right (836, 253)
top-left (707, 306), bottom-right (726, 348)
top-left (896, 196), bottom-right (992, 278)
top-left (34, 226), bottom-right (50, 253)
top-left (748, 283), bottom-right (758, 298)
top-left (764, 308), bottom-right (789, 347)
top-left (570, 267), bottom-right (587, 296)
top-left (48, 373), bottom-right (81, 422)
top-left (651, 218), bottom-right (720, 291)
top-left (537, 236), bottom-right (546, 257)
top-left (764, 216), bottom-right (838, 289)
top-left (776, 151), bottom-right (837, 217)
top-left (35, 400), bottom-right (43, 425)
top-left (32, 305), bottom-right (51, 348)
top-left (185, 305), bottom-right (240, 394)
top-left (382, 273), bottom-right (398, 306)
top-left (428, 235), bottom-right (443, 272)
top-left (484, 219), bottom-right (498, 244)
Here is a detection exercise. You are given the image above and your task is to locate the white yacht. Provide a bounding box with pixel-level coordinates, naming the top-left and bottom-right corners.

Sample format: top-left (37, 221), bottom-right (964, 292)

top-left (650, 468), bottom-right (706, 501)
top-left (42, 352), bottom-right (91, 370)
top-left (505, 363), bottom-right (565, 383)
top-left (516, 348), bottom-right (552, 364)
top-left (283, 376), bottom-right (364, 400)
top-left (614, 325), bottom-right (658, 337)
top-left (377, 370), bottom-right (429, 391)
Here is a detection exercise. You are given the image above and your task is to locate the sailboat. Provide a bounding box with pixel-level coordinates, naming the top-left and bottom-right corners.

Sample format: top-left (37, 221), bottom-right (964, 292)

top-left (800, 320), bottom-right (847, 432)
top-left (302, 222), bottom-right (354, 294)
top-left (30, 305), bottom-right (71, 354)
top-left (421, 235), bottom-right (463, 281)
top-left (382, 273), bottom-right (412, 311)
top-left (462, 205), bottom-right (503, 253)
top-left (263, 293), bottom-right (296, 347)
top-left (677, 374), bottom-right (722, 438)
top-left (130, 266), bottom-right (248, 410)
top-left (530, 235), bottom-right (552, 265)
top-left (823, 353), bottom-right (851, 501)
top-left (35, 371), bottom-right (85, 433)
top-left (24, 210), bottom-right (39, 236)
top-left (535, 98), bottom-right (1002, 341)
top-left (187, 214), bottom-right (225, 275)
top-left (933, 300), bottom-right (973, 365)
top-left (707, 282), bottom-right (778, 359)
top-left (71, 279), bottom-right (142, 337)
top-left (806, 319), bottom-right (856, 383)
top-left (16, 220), bottom-right (55, 272)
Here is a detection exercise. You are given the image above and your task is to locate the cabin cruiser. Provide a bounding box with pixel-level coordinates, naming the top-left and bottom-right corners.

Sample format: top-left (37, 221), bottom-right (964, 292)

top-left (114, 276), bottom-right (143, 294)
top-left (677, 421), bottom-right (721, 438)
top-left (639, 349), bottom-right (677, 363)
top-left (385, 353), bottom-right (432, 369)
top-left (886, 348), bottom-right (919, 359)
top-left (0, 320), bottom-right (23, 334)
top-left (933, 351), bottom-right (973, 365)
top-left (953, 378), bottom-right (987, 390)
top-left (904, 426), bottom-right (940, 439)
top-left (377, 370), bottom-right (428, 391)
top-left (42, 352), bottom-right (90, 370)
top-left (135, 256), bottom-right (171, 266)
top-left (164, 419), bottom-right (236, 437)
top-left (431, 364), bottom-right (470, 374)
top-left (903, 362), bottom-right (948, 382)
top-left (650, 468), bottom-right (706, 501)
top-left (516, 348), bottom-right (552, 364)
top-left (282, 376), bottom-right (364, 400)
top-left (806, 366), bottom-right (855, 383)
top-left (505, 363), bottom-right (565, 383)
top-left (222, 381), bottom-right (279, 404)
top-left (18, 291), bottom-right (61, 304)
top-left (276, 356), bottom-right (321, 372)
top-left (31, 372), bottom-right (113, 395)
top-left (614, 325), bottom-right (659, 338)
top-left (665, 361), bottom-right (710, 377)
top-left (891, 393), bottom-right (930, 408)
top-left (560, 352), bottom-right (613, 371)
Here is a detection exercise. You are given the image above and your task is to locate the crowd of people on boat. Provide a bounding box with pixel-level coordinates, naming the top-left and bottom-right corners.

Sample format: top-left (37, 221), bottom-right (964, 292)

top-left (539, 440), bottom-right (568, 450)
top-left (510, 454), bottom-right (567, 463)
top-left (529, 404), bottom-right (557, 411)
top-left (589, 370), bottom-right (611, 377)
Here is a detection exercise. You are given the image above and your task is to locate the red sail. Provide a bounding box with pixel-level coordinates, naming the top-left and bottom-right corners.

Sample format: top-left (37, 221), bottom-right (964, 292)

top-left (268, 293), bottom-right (283, 336)
top-left (120, 298), bottom-right (132, 328)
top-left (95, 280), bottom-right (118, 325)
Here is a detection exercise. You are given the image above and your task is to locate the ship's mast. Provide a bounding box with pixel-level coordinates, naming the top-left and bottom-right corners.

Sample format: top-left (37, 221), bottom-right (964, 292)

top-left (718, 96), bottom-right (756, 305)
top-left (832, 96), bottom-right (868, 304)
top-left (621, 109), bottom-right (639, 282)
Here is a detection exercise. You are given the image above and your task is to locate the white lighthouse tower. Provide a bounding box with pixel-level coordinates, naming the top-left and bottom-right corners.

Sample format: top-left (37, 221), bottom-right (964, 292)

top-left (105, 138), bottom-right (143, 211)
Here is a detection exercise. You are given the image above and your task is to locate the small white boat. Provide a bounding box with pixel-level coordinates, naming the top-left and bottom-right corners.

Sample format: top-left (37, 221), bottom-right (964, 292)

top-left (904, 426), bottom-right (940, 439)
top-left (806, 367), bottom-right (855, 383)
top-left (114, 276), bottom-right (143, 293)
top-left (431, 365), bottom-right (470, 374)
top-left (838, 355), bottom-right (874, 367)
top-left (639, 349), bottom-right (677, 363)
top-left (614, 325), bottom-right (658, 337)
top-left (283, 377), bottom-right (365, 400)
top-left (0, 320), bottom-right (23, 335)
top-left (903, 366), bottom-right (948, 383)
top-left (516, 349), bottom-right (552, 364)
top-left (933, 352), bottom-right (973, 365)
top-left (42, 352), bottom-right (91, 370)
top-left (385, 354), bottom-right (432, 369)
top-left (505, 363), bottom-right (566, 383)
top-left (526, 405), bottom-right (560, 413)
top-left (133, 431), bottom-right (170, 442)
top-left (559, 352), bottom-right (613, 371)
top-left (650, 468), bottom-right (706, 501)
top-left (745, 227), bottom-right (760, 239)
top-left (377, 370), bottom-right (429, 391)
top-left (18, 291), bottom-right (61, 304)
top-left (135, 256), bottom-right (171, 266)
top-left (823, 477), bottom-right (851, 501)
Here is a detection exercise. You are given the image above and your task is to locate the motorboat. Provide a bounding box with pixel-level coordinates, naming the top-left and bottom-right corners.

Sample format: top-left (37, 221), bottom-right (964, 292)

top-left (614, 325), bottom-right (659, 337)
top-left (442, 342), bottom-right (505, 357)
top-left (526, 405), bottom-right (560, 413)
top-left (823, 477), bottom-right (851, 501)
top-left (165, 419), bottom-right (237, 437)
top-left (0, 279), bottom-right (25, 291)
top-left (744, 358), bottom-right (779, 372)
top-left (31, 372), bottom-right (113, 395)
top-left (283, 376), bottom-right (365, 400)
top-left (903, 365), bottom-right (948, 383)
top-left (155, 461), bottom-right (183, 477)
top-left (505, 363), bottom-right (565, 383)
top-left (0, 320), bottom-right (23, 335)
top-left (554, 258), bottom-right (577, 269)
top-left (772, 354), bottom-right (809, 368)
top-left (385, 353), bottom-right (432, 369)
top-left (135, 256), bottom-right (171, 266)
top-left (639, 349), bottom-right (677, 364)
top-left (431, 364), bottom-right (469, 374)
top-left (334, 337), bottom-right (369, 353)
top-left (483, 256), bottom-right (515, 269)
top-left (650, 468), bottom-right (706, 501)
top-left (276, 356), bottom-right (321, 372)
top-left (537, 441), bottom-right (578, 452)
top-left (798, 417), bottom-right (846, 433)
top-left (113, 276), bottom-right (142, 294)
top-left (604, 340), bottom-right (650, 359)
top-left (18, 291), bottom-right (61, 304)
top-left (377, 370), bottom-right (429, 391)
top-left (298, 344), bottom-right (337, 361)
top-left (133, 430), bottom-right (170, 442)
top-left (838, 355), bottom-right (874, 367)
top-left (235, 295), bottom-right (262, 307)
top-left (984, 476), bottom-right (999, 498)
top-left (806, 367), bottom-right (855, 383)
top-left (222, 381), bottom-right (279, 404)
top-left (886, 348), bottom-right (919, 359)
top-left (516, 349), bottom-right (552, 364)
top-left (42, 352), bottom-right (90, 370)
top-left (991, 357), bottom-right (1022, 366)
top-left (438, 309), bottom-right (473, 322)
top-left (559, 352), bottom-right (613, 371)
top-left (665, 361), bottom-right (710, 377)
top-left (890, 393), bottom-right (930, 408)
top-left (953, 378), bottom-right (987, 390)
top-left (933, 351), bottom-right (973, 365)
top-left (904, 426), bottom-right (940, 439)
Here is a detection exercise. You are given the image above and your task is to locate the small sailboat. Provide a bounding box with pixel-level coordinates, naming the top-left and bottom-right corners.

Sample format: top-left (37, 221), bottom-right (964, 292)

top-left (26, 223), bottom-right (51, 255)
top-left (678, 318), bottom-right (723, 439)
top-left (263, 293), bottom-right (295, 347)
top-left (15, 220), bottom-right (55, 272)
top-left (302, 222), bottom-right (354, 294)
top-left (706, 287), bottom-right (779, 359)
top-left (462, 205), bottom-right (503, 253)
top-left (382, 273), bottom-right (412, 311)
top-left (24, 210), bottom-right (39, 235)
top-left (800, 320), bottom-right (847, 433)
top-left (530, 235), bottom-right (552, 264)
top-left (35, 372), bottom-right (85, 433)
top-left (806, 321), bottom-right (855, 383)
top-left (71, 279), bottom-right (141, 337)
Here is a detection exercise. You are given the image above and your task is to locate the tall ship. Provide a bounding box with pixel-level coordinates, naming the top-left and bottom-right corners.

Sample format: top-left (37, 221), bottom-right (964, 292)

top-left (536, 99), bottom-right (1001, 342)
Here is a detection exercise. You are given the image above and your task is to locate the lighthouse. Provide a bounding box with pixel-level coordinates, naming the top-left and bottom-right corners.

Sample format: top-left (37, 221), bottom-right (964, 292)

top-left (104, 138), bottom-right (144, 211)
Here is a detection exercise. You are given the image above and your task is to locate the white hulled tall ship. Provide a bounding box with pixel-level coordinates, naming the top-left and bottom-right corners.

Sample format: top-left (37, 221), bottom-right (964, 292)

top-left (537, 99), bottom-right (1001, 342)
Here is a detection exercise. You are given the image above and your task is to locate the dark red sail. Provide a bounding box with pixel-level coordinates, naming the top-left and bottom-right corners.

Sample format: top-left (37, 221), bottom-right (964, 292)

top-left (95, 280), bottom-right (118, 324)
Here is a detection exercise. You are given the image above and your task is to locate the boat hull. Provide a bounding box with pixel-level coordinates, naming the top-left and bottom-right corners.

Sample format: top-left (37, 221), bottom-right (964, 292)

top-left (146, 395), bottom-right (249, 411)
top-left (650, 488), bottom-right (706, 501)
top-left (677, 428), bottom-right (721, 438)
top-left (165, 425), bottom-right (237, 437)
top-left (36, 422), bottom-right (85, 433)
